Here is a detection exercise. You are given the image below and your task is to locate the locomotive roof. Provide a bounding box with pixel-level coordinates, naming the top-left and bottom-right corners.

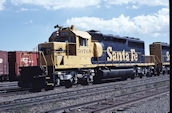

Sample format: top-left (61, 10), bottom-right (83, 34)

top-left (71, 30), bottom-right (91, 39)
top-left (51, 25), bottom-right (144, 43)
top-left (88, 32), bottom-right (144, 43)
top-left (152, 42), bottom-right (169, 47)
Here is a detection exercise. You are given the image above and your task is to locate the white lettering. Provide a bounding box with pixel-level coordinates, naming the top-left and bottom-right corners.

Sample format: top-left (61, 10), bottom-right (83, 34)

top-left (106, 47), bottom-right (138, 62)
top-left (21, 58), bottom-right (33, 65)
top-left (166, 51), bottom-right (170, 61)
top-left (107, 47), bottom-right (112, 61)
top-left (130, 49), bottom-right (138, 61)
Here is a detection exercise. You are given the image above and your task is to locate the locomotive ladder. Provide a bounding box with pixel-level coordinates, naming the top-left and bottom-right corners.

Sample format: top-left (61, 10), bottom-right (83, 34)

top-left (39, 51), bottom-right (55, 89)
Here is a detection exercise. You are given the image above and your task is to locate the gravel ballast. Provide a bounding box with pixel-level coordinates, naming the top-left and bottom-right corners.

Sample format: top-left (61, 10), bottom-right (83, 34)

top-left (115, 92), bottom-right (169, 113)
top-left (0, 75), bottom-right (169, 113)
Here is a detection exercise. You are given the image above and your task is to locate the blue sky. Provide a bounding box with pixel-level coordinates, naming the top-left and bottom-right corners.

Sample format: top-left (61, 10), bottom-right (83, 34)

top-left (0, 0), bottom-right (169, 55)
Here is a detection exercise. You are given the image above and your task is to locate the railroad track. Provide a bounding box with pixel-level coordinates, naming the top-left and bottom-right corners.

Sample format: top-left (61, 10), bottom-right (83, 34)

top-left (0, 74), bottom-right (169, 112)
top-left (43, 78), bottom-right (169, 113)
top-left (0, 74), bottom-right (167, 98)
top-left (0, 87), bottom-right (30, 97)
top-left (58, 86), bottom-right (169, 113)
top-left (0, 81), bottom-right (17, 85)
top-left (92, 89), bottom-right (169, 113)
top-left (0, 82), bottom-right (18, 89)
top-left (0, 81), bottom-right (30, 97)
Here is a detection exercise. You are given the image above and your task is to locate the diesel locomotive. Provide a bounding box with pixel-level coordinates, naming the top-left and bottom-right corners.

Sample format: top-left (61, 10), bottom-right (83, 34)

top-left (18, 25), bottom-right (170, 90)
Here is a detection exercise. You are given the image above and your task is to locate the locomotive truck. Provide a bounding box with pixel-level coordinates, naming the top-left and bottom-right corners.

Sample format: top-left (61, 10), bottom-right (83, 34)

top-left (18, 25), bottom-right (170, 90)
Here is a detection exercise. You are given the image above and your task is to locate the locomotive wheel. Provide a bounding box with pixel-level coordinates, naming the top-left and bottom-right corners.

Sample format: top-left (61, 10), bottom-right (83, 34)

top-left (138, 73), bottom-right (143, 78)
top-left (64, 80), bottom-right (73, 88)
top-left (80, 78), bottom-right (89, 85)
top-left (146, 71), bottom-right (152, 77)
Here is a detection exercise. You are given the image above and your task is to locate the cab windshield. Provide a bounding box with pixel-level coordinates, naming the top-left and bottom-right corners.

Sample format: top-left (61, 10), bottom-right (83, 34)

top-left (49, 31), bottom-right (76, 43)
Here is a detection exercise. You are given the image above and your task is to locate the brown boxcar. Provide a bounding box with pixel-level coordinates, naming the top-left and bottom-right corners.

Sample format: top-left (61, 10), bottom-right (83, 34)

top-left (8, 51), bottom-right (38, 81)
top-left (0, 51), bottom-right (9, 81)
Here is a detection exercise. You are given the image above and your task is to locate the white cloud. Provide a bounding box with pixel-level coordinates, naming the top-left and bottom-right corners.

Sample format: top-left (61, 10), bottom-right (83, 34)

top-left (15, 8), bottom-right (39, 12)
top-left (10, 0), bottom-right (101, 10)
top-left (131, 5), bottom-right (138, 9)
top-left (65, 8), bottom-right (169, 37)
top-left (25, 20), bottom-right (33, 24)
top-left (105, 0), bottom-right (169, 7)
top-left (0, 0), bottom-right (169, 11)
top-left (20, 8), bottom-right (29, 11)
top-left (0, 0), bottom-right (6, 11)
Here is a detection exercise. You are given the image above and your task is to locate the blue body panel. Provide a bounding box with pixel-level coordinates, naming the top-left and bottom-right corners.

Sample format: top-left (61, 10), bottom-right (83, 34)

top-left (161, 44), bottom-right (170, 63)
top-left (89, 32), bottom-right (145, 65)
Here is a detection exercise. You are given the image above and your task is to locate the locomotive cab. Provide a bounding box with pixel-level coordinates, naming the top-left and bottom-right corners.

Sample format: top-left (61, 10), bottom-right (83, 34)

top-left (38, 25), bottom-right (96, 69)
top-left (149, 42), bottom-right (170, 74)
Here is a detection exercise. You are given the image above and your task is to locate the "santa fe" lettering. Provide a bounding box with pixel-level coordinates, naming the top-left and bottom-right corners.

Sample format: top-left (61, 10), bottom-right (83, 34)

top-left (107, 47), bottom-right (138, 62)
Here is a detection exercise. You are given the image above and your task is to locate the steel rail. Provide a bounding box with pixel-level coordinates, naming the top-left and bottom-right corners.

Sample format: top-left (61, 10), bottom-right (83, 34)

top-left (46, 86), bottom-right (169, 113)
top-left (0, 76), bottom-right (169, 112)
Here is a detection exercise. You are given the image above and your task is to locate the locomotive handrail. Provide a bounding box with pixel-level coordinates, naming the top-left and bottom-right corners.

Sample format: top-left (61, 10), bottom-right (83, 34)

top-left (53, 50), bottom-right (66, 53)
top-left (39, 51), bottom-right (48, 76)
top-left (154, 55), bottom-right (161, 64)
top-left (50, 54), bottom-right (55, 73)
top-left (66, 42), bottom-right (69, 57)
top-left (140, 52), bottom-right (142, 63)
top-left (104, 50), bottom-right (107, 65)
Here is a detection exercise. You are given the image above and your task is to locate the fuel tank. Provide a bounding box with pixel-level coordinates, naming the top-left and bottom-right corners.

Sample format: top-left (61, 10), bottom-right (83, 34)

top-left (95, 68), bottom-right (135, 82)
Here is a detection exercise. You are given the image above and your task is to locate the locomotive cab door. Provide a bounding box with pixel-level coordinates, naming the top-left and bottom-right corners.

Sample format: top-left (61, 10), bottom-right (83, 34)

top-left (66, 35), bottom-right (76, 56)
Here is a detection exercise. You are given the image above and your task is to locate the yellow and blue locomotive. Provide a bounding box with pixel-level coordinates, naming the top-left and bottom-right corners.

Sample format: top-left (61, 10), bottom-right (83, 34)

top-left (18, 25), bottom-right (170, 90)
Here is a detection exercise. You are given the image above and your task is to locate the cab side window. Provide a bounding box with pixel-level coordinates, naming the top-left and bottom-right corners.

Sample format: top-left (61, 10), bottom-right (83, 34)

top-left (70, 36), bottom-right (76, 43)
top-left (79, 37), bottom-right (87, 46)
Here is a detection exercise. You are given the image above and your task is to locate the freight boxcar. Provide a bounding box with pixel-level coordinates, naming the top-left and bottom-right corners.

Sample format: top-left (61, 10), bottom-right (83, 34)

top-left (8, 51), bottom-right (38, 81)
top-left (0, 51), bottom-right (9, 81)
